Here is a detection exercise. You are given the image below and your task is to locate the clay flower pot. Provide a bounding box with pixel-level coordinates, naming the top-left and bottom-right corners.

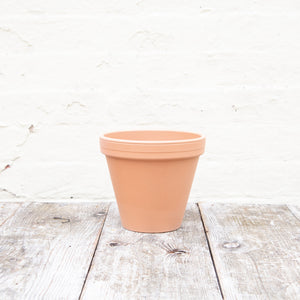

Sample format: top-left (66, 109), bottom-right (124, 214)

top-left (100, 130), bottom-right (205, 233)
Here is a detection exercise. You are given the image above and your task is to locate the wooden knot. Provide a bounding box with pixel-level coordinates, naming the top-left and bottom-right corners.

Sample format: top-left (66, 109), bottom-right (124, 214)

top-left (53, 217), bottom-right (70, 223)
top-left (94, 212), bottom-right (106, 217)
top-left (109, 242), bottom-right (120, 247)
top-left (169, 249), bottom-right (187, 255)
top-left (222, 241), bottom-right (240, 249)
top-left (161, 242), bottom-right (189, 256)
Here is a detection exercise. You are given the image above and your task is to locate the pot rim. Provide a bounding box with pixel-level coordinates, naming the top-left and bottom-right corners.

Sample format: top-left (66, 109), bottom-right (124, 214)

top-left (100, 130), bottom-right (206, 159)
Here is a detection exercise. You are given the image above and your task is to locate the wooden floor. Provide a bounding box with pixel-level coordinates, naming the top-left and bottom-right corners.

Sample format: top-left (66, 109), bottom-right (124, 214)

top-left (0, 202), bottom-right (299, 299)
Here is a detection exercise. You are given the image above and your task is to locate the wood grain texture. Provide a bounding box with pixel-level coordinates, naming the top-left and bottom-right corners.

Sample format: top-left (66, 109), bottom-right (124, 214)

top-left (199, 203), bottom-right (300, 300)
top-left (0, 202), bottom-right (110, 300)
top-left (0, 202), bottom-right (22, 226)
top-left (81, 203), bottom-right (222, 300)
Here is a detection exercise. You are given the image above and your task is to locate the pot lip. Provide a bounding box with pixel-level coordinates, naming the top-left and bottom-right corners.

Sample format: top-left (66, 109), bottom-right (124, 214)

top-left (100, 130), bottom-right (205, 145)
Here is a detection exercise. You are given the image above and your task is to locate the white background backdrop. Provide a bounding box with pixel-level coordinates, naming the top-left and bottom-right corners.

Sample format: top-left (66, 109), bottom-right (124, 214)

top-left (0, 1), bottom-right (299, 204)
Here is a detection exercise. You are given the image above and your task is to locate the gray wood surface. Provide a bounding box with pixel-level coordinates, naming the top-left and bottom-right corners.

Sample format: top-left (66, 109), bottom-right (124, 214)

top-left (1, 202), bottom-right (299, 299)
top-left (199, 203), bottom-right (300, 300)
top-left (0, 202), bottom-right (109, 300)
top-left (80, 203), bottom-right (222, 300)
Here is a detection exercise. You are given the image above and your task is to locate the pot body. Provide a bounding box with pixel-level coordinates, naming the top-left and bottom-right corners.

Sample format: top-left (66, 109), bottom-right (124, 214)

top-left (100, 131), bottom-right (205, 233)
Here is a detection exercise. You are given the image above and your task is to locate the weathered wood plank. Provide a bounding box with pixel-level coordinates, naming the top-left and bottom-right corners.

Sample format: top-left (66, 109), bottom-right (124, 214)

top-left (0, 202), bottom-right (110, 300)
top-left (80, 203), bottom-right (222, 300)
top-left (199, 203), bottom-right (300, 300)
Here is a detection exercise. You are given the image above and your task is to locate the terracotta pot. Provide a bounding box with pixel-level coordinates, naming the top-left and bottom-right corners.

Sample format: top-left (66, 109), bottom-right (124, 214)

top-left (100, 130), bottom-right (205, 233)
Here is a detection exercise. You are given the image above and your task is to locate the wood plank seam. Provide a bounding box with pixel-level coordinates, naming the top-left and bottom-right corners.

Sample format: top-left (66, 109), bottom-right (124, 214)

top-left (78, 202), bottom-right (111, 300)
top-left (197, 203), bottom-right (224, 299)
top-left (286, 205), bottom-right (300, 223)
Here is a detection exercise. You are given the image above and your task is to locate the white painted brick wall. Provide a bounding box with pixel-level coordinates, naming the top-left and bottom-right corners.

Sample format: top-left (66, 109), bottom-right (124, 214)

top-left (0, 1), bottom-right (299, 204)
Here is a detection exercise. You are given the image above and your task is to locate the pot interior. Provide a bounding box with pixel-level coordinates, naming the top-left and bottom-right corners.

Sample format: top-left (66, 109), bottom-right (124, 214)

top-left (104, 130), bottom-right (202, 142)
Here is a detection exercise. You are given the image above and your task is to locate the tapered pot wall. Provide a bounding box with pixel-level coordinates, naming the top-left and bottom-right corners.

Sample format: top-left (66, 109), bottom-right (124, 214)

top-left (106, 156), bottom-right (199, 233)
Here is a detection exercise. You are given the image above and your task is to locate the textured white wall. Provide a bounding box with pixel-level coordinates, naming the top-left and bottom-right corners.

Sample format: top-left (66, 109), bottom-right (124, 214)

top-left (0, 1), bottom-right (299, 204)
